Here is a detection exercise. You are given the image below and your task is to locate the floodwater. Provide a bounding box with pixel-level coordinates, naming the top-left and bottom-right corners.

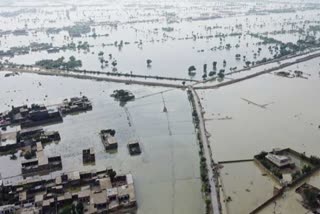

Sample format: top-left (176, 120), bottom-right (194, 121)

top-left (261, 171), bottom-right (320, 214)
top-left (199, 57), bottom-right (320, 213)
top-left (0, 72), bottom-right (204, 214)
top-left (220, 162), bottom-right (278, 214)
top-left (1, 5), bottom-right (320, 80)
top-left (0, 1), bottom-right (320, 213)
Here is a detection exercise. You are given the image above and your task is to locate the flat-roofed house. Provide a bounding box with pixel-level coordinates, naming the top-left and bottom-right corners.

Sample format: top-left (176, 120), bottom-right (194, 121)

top-left (266, 153), bottom-right (293, 168)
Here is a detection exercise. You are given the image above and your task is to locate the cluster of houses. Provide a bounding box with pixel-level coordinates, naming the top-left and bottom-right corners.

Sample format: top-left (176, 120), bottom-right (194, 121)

top-left (100, 129), bottom-right (142, 156)
top-left (0, 96), bottom-right (140, 213)
top-left (58, 96), bottom-right (92, 115)
top-left (0, 96), bottom-right (92, 130)
top-left (0, 127), bottom-right (62, 176)
top-left (21, 141), bottom-right (62, 176)
top-left (0, 168), bottom-right (137, 214)
top-left (0, 104), bottom-right (62, 130)
top-left (0, 127), bottom-right (60, 153)
top-left (0, 96), bottom-right (93, 177)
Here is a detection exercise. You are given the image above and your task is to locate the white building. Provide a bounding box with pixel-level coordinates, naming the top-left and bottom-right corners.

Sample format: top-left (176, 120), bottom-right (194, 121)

top-left (266, 153), bottom-right (292, 168)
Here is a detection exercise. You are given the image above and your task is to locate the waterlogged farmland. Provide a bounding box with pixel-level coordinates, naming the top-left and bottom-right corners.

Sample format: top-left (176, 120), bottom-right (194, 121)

top-left (0, 0), bottom-right (320, 214)
top-left (1, 1), bottom-right (320, 81)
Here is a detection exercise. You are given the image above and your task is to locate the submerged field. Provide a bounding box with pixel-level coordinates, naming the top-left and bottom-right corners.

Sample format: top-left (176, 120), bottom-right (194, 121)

top-left (199, 57), bottom-right (320, 213)
top-left (1, 1), bottom-right (320, 80)
top-left (0, 0), bottom-right (320, 213)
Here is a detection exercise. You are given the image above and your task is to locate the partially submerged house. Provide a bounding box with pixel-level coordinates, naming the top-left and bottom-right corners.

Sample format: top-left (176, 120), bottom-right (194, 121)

top-left (0, 168), bottom-right (137, 213)
top-left (0, 104), bottom-right (63, 129)
top-left (21, 142), bottom-right (62, 175)
top-left (0, 127), bottom-right (60, 153)
top-left (255, 148), bottom-right (320, 186)
top-left (100, 129), bottom-right (118, 150)
top-left (0, 96), bottom-right (92, 129)
top-left (82, 148), bottom-right (95, 164)
top-left (128, 141), bottom-right (141, 156)
top-left (59, 96), bottom-right (92, 115)
top-left (265, 153), bottom-right (293, 168)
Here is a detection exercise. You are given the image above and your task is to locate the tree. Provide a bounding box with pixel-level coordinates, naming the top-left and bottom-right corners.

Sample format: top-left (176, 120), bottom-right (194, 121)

top-left (304, 189), bottom-right (319, 208)
top-left (188, 66), bottom-right (196, 72)
top-left (203, 64), bottom-right (207, 73)
top-left (245, 61), bottom-right (251, 67)
top-left (208, 71), bottom-right (216, 77)
top-left (302, 165), bottom-right (312, 174)
top-left (188, 65), bottom-right (196, 76)
top-left (76, 202), bottom-right (84, 214)
top-left (218, 72), bottom-right (225, 79)
top-left (292, 171), bottom-right (301, 180)
top-left (212, 61), bottom-right (217, 69)
top-left (107, 169), bottom-right (117, 182)
top-left (69, 56), bottom-right (76, 62)
top-left (218, 69), bottom-right (225, 79)
top-left (98, 51), bottom-right (104, 56)
top-left (202, 73), bottom-right (207, 80)
top-left (309, 156), bottom-right (320, 165)
top-left (111, 60), bottom-right (117, 67)
top-left (24, 151), bottom-right (34, 160)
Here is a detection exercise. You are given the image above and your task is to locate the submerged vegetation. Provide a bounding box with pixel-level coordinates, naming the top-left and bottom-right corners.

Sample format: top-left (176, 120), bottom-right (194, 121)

top-left (35, 56), bottom-right (82, 70)
top-left (110, 89), bottom-right (135, 106)
top-left (0, 2), bottom-right (320, 214)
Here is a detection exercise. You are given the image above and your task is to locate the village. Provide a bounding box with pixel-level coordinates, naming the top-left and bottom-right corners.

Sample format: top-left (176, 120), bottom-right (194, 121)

top-left (0, 168), bottom-right (137, 213)
top-left (0, 94), bottom-right (142, 213)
